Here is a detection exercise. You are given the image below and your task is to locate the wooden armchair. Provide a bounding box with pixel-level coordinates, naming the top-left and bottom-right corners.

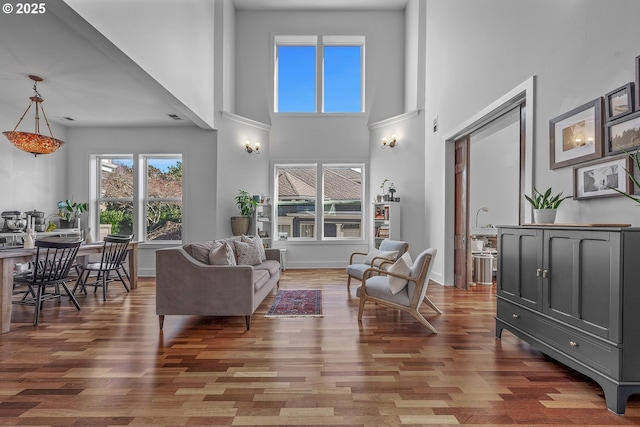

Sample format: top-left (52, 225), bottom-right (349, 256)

top-left (346, 239), bottom-right (408, 289)
top-left (357, 248), bottom-right (441, 333)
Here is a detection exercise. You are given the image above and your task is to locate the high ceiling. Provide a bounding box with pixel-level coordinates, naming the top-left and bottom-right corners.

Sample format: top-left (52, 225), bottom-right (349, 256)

top-left (0, 0), bottom-right (408, 130)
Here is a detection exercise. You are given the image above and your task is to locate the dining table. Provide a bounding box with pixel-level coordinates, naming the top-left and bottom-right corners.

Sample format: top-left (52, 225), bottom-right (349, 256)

top-left (0, 240), bottom-right (138, 334)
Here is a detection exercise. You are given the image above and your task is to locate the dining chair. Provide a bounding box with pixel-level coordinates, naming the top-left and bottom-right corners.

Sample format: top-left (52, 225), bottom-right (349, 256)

top-left (72, 234), bottom-right (133, 301)
top-left (357, 247), bottom-right (441, 334)
top-left (13, 238), bottom-right (82, 325)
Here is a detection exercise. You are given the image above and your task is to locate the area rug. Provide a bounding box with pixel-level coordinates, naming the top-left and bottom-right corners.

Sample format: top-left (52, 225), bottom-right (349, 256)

top-left (265, 290), bottom-right (323, 318)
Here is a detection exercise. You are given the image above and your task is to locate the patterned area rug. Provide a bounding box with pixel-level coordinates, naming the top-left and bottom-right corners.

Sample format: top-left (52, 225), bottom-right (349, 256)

top-left (265, 290), bottom-right (323, 318)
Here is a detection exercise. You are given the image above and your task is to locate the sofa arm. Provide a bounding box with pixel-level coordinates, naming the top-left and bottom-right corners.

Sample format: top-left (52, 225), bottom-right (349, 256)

top-left (156, 247), bottom-right (256, 316)
top-left (265, 248), bottom-right (281, 262)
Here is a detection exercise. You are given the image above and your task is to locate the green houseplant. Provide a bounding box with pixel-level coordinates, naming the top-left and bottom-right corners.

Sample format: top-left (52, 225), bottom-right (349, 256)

top-left (231, 190), bottom-right (258, 236)
top-left (525, 187), bottom-right (570, 224)
top-left (57, 199), bottom-right (88, 228)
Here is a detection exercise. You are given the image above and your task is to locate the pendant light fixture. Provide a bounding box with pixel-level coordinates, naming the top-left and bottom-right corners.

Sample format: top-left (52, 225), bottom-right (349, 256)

top-left (3, 75), bottom-right (65, 156)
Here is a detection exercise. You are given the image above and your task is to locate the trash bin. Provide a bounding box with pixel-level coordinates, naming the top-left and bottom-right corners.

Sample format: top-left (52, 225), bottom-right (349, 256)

top-left (473, 254), bottom-right (493, 285)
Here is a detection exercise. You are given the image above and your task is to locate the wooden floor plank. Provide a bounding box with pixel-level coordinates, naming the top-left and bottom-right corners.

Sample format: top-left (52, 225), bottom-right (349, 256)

top-left (1, 268), bottom-right (640, 426)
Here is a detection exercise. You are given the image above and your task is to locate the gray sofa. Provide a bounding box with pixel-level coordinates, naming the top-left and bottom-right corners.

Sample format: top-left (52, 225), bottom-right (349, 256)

top-left (156, 237), bottom-right (280, 330)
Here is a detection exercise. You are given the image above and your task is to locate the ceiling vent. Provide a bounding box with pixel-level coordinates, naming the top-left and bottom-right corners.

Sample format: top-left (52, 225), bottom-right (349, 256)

top-left (167, 114), bottom-right (182, 121)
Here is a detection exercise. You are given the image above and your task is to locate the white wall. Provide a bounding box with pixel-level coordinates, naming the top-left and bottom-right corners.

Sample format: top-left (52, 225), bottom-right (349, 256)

top-left (0, 112), bottom-right (68, 223)
top-left (425, 0), bottom-right (640, 284)
top-left (66, 0), bottom-right (216, 129)
top-left (66, 126), bottom-right (217, 276)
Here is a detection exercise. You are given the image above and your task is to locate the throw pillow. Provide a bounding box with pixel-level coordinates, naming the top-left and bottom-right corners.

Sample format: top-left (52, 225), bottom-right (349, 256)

top-left (209, 241), bottom-right (237, 265)
top-left (388, 255), bottom-right (412, 295)
top-left (372, 250), bottom-right (399, 268)
top-left (363, 248), bottom-right (379, 265)
top-left (234, 240), bottom-right (262, 265)
top-left (242, 235), bottom-right (266, 262)
top-left (188, 241), bottom-right (215, 264)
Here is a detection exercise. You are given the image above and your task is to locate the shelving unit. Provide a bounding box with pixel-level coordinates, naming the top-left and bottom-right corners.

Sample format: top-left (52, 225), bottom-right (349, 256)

top-left (372, 202), bottom-right (400, 248)
top-left (253, 203), bottom-right (272, 247)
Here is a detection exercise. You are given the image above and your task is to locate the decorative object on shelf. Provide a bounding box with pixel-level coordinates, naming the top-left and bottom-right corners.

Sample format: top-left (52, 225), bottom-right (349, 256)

top-left (231, 190), bottom-right (258, 236)
top-left (604, 82), bottom-right (634, 121)
top-left (57, 199), bottom-right (88, 228)
top-left (381, 134), bottom-right (398, 149)
top-left (388, 183), bottom-right (396, 201)
top-left (475, 207), bottom-right (489, 228)
top-left (549, 97), bottom-right (603, 169)
top-left (2, 75), bottom-right (65, 156)
top-left (244, 140), bottom-right (260, 154)
top-left (524, 187), bottom-right (569, 224)
top-left (378, 178), bottom-right (388, 202)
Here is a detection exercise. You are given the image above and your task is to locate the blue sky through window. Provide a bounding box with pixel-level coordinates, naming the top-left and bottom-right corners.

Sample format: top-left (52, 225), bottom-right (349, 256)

top-left (324, 46), bottom-right (361, 113)
top-left (277, 45), bottom-right (316, 112)
top-left (277, 43), bottom-right (362, 113)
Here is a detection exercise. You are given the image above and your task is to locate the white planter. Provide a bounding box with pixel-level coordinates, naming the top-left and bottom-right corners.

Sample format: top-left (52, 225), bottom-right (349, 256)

top-left (533, 209), bottom-right (557, 224)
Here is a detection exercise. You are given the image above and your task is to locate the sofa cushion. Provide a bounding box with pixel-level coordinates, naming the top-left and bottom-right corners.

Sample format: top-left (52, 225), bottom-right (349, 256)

top-left (242, 235), bottom-right (266, 262)
top-left (253, 269), bottom-right (270, 291)
top-left (234, 240), bottom-right (262, 265)
top-left (184, 241), bottom-right (215, 264)
top-left (254, 260), bottom-right (280, 276)
top-left (208, 241), bottom-right (237, 265)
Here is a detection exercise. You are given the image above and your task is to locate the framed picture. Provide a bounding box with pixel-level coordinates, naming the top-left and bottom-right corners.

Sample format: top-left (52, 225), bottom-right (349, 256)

top-left (550, 97), bottom-right (603, 169)
top-left (573, 155), bottom-right (630, 199)
top-left (636, 55), bottom-right (640, 110)
top-left (605, 111), bottom-right (640, 155)
top-left (605, 82), bottom-right (634, 121)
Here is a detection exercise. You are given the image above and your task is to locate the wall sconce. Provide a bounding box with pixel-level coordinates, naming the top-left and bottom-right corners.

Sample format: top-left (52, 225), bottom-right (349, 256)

top-left (245, 141), bottom-right (260, 154)
top-left (381, 135), bottom-right (398, 149)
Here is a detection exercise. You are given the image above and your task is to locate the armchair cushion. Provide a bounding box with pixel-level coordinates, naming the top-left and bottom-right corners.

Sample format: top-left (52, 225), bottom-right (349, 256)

top-left (357, 276), bottom-right (410, 306)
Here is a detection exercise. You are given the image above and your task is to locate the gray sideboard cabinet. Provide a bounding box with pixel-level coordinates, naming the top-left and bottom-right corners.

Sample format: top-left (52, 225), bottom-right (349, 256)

top-left (495, 225), bottom-right (640, 415)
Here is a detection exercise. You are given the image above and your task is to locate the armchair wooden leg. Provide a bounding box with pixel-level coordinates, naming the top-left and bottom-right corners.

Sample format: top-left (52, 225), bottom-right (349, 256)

top-left (411, 310), bottom-right (438, 334)
top-left (357, 294), bottom-right (367, 321)
top-left (423, 296), bottom-right (442, 314)
top-left (158, 315), bottom-right (164, 330)
top-left (347, 275), bottom-right (351, 290)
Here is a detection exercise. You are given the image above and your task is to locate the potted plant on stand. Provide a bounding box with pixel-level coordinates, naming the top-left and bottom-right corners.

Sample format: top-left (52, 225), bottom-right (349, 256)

top-left (525, 187), bottom-right (569, 224)
top-left (231, 190), bottom-right (258, 236)
top-left (57, 199), bottom-right (88, 229)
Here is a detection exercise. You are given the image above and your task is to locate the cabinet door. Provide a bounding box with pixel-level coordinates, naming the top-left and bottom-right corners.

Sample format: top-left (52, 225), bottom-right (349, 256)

top-left (543, 229), bottom-right (620, 341)
top-left (497, 228), bottom-right (543, 310)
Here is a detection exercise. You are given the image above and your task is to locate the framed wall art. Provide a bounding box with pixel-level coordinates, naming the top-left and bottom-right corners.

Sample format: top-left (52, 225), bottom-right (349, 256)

top-left (605, 82), bottom-right (634, 121)
top-left (605, 110), bottom-right (640, 155)
top-left (573, 155), bottom-right (630, 199)
top-left (550, 97), bottom-right (603, 169)
top-left (636, 55), bottom-right (640, 110)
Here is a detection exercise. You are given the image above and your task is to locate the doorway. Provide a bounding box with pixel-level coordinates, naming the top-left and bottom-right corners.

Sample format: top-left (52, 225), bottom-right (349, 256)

top-left (444, 77), bottom-right (535, 287)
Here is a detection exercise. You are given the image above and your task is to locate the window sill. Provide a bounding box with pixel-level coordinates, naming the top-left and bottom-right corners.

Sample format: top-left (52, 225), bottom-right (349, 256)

top-left (272, 112), bottom-right (366, 118)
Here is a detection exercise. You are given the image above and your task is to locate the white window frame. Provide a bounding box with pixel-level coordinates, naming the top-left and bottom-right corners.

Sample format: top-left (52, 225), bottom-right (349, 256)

top-left (274, 162), bottom-right (365, 242)
top-left (274, 35), bottom-right (365, 114)
top-left (92, 154), bottom-right (183, 244)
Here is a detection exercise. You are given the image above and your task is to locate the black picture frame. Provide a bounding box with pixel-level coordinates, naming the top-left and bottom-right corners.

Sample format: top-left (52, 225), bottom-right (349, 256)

top-left (636, 55), bottom-right (640, 110)
top-left (573, 155), bottom-right (630, 200)
top-left (605, 82), bottom-right (634, 121)
top-left (605, 110), bottom-right (640, 155)
top-left (550, 97), bottom-right (604, 169)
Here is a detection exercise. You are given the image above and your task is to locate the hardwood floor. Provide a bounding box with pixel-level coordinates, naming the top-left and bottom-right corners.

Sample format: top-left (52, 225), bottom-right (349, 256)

top-left (2, 268), bottom-right (640, 426)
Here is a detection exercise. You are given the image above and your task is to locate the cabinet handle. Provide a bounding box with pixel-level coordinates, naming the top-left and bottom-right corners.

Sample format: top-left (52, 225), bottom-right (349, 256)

top-left (542, 269), bottom-right (549, 278)
top-left (569, 341), bottom-right (578, 347)
top-left (536, 268), bottom-right (542, 277)
top-left (512, 314), bottom-right (520, 319)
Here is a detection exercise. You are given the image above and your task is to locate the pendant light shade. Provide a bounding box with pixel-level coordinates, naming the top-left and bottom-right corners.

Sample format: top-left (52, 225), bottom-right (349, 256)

top-left (3, 75), bottom-right (65, 156)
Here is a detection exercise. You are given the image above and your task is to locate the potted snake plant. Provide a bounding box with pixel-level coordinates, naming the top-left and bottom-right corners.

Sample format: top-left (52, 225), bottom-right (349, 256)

top-left (525, 187), bottom-right (570, 224)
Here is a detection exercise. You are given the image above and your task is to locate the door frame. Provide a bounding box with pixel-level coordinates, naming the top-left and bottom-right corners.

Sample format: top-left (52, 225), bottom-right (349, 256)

top-left (442, 76), bottom-right (535, 286)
